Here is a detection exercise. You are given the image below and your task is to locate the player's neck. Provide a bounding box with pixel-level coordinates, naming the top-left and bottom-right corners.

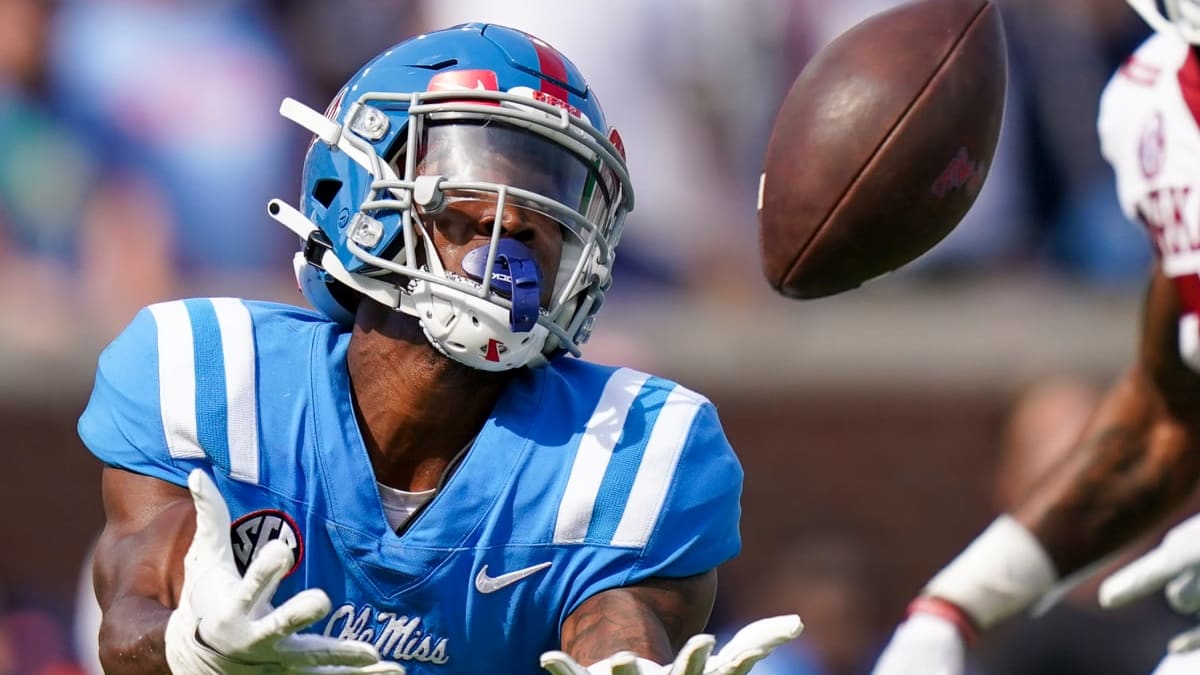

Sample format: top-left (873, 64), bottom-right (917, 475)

top-left (346, 302), bottom-right (511, 491)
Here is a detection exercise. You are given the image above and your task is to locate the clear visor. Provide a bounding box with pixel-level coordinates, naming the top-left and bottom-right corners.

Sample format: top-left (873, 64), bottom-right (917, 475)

top-left (401, 121), bottom-right (619, 238)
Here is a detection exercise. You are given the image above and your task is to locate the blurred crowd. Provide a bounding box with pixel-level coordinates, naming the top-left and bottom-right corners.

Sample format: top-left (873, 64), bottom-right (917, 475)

top-left (0, 0), bottom-right (1176, 673)
top-left (0, 0), bottom-right (1158, 354)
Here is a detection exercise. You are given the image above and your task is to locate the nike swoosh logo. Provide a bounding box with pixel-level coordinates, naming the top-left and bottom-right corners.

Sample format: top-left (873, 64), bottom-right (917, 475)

top-left (475, 562), bottom-right (552, 594)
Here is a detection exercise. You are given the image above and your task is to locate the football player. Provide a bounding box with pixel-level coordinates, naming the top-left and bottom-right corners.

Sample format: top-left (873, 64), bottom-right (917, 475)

top-left (81, 24), bottom-right (801, 675)
top-left (869, 2), bottom-right (1200, 674)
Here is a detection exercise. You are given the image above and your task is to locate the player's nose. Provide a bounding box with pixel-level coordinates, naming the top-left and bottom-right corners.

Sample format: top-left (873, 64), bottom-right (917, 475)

top-left (472, 204), bottom-right (540, 244)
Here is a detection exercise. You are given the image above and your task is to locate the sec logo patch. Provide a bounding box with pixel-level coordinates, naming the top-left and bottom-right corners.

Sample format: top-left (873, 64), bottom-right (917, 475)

top-left (230, 510), bottom-right (303, 577)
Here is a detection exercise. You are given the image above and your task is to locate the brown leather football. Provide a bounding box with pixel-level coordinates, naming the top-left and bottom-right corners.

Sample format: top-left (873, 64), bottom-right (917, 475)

top-left (758, 0), bottom-right (1007, 298)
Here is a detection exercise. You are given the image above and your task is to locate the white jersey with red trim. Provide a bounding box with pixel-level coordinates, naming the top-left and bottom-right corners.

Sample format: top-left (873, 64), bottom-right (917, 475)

top-left (1099, 32), bottom-right (1200, 372)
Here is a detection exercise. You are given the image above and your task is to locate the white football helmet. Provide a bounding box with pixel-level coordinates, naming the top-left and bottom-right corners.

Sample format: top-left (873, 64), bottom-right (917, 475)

top-left (1128, 0), bottom-right (1200, 44)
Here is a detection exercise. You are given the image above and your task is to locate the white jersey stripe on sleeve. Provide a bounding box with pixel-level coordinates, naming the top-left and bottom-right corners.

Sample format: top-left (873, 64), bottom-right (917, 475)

top-left (211, 298), bottom-right (260, 484)
top-left (609, 385), bottom-right (705, 548)
top-left (553, 368), bottom-right (650, 544)
top-left (148, 301), bottom-right (203, 460)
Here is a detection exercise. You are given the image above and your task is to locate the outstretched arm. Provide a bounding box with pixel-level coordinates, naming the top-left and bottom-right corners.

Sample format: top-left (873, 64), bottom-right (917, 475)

top-left (1014, 267), bottom-right (1200, 574)
top-left (545, 571), bottom-right (802, 675)
top-left (94, 467), bottom-right (401, 675)
top-left (93, 466), bottom-right (193, 674)
top-left (872, 266), bottom-right (1200, 675)
top-left (561, 572), bottom-right (718, 664)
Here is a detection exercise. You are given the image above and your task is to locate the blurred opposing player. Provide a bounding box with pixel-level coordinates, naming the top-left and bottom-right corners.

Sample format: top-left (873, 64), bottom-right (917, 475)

top-left (870, 2), bottom-right (1200, 674)
top-left (81, 24), bottom-right (800, 675)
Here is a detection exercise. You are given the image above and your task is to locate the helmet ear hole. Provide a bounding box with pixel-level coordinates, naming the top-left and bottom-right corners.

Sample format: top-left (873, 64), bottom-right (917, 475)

top-left (312, 179), bottom-right (343, 208)
top-left (295, 258), bottom-right (358, 326)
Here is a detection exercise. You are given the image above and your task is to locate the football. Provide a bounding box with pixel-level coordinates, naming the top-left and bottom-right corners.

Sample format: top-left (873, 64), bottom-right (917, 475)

top-left (758, 0), bottom-right (1008, 298)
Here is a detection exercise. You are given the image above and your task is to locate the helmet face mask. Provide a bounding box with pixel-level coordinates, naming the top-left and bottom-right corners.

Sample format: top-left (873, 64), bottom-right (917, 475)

top-left (1128, 0), bottom-right (1200, 43)
top-left (273, 24), bottom-right (634, 371)
top-left (407, 120), bottom-right (619, 307)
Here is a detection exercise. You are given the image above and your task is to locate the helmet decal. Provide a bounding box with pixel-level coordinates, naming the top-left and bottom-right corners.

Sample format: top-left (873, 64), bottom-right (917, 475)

top-left (428, 69), bottom-right (500, 93)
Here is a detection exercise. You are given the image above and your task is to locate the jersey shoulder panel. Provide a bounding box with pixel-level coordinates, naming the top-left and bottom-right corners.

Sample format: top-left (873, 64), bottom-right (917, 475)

top-left (501, 361), bottom-right (742, 623)
top-left (1098, 33), bottom-right (1191, 219)
top-left (1099, 35), bottom-right (1181, 143)
top-left (78, 303), bottom-right (185, 485)
top-left (542, 360), bottom-right (743, 569)
top-left (628, 392), bottom-right (742, 577)
top-left (78, 298), bottom-right (334, 487)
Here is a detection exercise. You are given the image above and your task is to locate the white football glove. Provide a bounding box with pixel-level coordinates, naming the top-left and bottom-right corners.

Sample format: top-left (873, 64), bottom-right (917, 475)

top-left (869, 613), bottom-right (965, 675)
top-left (164, 469), bottom-right (405, 674)
top-left (540, 614), bottom-right (802, 675)
top-left (1100, 512), bottom-right (1200, 653)
top-left (1151, 649), bottom-right (1200, 675)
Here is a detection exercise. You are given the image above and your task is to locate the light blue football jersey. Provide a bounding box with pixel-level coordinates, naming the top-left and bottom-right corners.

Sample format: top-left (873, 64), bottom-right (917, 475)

top-left (78, 298), bottom-right (743, 674)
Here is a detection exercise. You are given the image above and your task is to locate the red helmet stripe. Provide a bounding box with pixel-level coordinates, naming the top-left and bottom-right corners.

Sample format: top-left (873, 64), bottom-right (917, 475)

top-left (530, 38), bottom-right (570, 103)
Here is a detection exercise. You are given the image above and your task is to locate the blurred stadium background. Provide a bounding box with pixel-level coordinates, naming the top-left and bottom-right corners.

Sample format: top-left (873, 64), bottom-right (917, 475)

top-left (1, 0), bottom-right (1194, 674)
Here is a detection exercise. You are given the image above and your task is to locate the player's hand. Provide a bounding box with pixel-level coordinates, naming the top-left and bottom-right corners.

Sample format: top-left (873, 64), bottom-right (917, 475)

top-left (869, 613), bottom-right (966, 675)
top-left (1150, 648), bottom-right (1200, 675)
top-left (540, 614), bottom-right (803, 675)
top-left (165, 469), bottom-right (406, 674)
top-left (1100, 513), bottom-right (1200, 654)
